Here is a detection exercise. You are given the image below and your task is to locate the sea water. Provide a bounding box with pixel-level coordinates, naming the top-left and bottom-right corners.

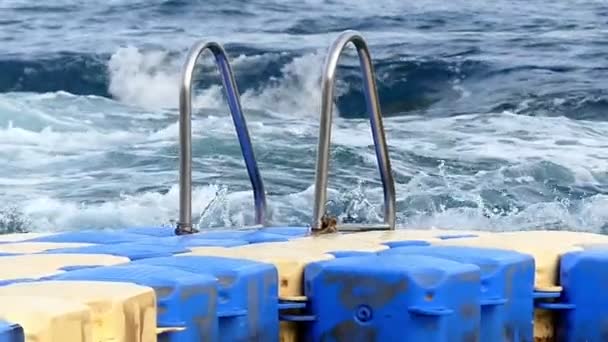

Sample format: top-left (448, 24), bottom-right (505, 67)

top-left (1, 0), bottom-right (607, 233)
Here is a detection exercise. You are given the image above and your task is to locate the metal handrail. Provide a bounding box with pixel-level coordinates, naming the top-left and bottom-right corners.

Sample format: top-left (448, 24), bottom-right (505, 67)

top-left (311, 30), bottom-right (396, 232)
top-left (176, 41), bottom-right (267, 235)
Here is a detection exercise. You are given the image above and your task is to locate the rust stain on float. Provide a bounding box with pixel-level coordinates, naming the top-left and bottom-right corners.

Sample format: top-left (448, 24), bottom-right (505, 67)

top-left (154, 287), bottom-right (173, 298)
top-left (411, 271), bottom-right (443, 287)
top-left (217, 275), bottom-right (236, 287)
top-left (180, 284), bottom-right (215, 301)
top-left (422, 316), bottom-right (439, 332)
top-left (321, 320), bottom-right (378, 342)
top-left (195, 315), bottom-right (214, 340)
top-left (456, 269), bottom-right (481, 283)
top-left (248, 279), bottom-right (260, 340)
top-left (460, 303), bottom-right (479, 319)
top-left (463, 330), bottom-right (480, 342)
top-left (124, 305), bottom-right (138, 342)
top-left (534, 308), bottom-right (555, 342)
top-left (504, 264), bottom-right (517, 300)
top-left (194, 286), bottom-right (218, 340)
top-left (323, 273), bottom-right (407, 309)
top-left (503, 325), bottom-right (515, 342)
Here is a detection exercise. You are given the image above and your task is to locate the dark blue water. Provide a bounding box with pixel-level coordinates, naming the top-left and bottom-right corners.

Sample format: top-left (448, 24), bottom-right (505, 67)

top-left (1, 0), bottom-right (608, 233)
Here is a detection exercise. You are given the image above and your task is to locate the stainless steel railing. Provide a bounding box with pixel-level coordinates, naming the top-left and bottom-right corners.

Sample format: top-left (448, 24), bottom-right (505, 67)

top-left (311, 30), bottom-right (396, 233)
top-left (176, 41), bottom-right (266, 235)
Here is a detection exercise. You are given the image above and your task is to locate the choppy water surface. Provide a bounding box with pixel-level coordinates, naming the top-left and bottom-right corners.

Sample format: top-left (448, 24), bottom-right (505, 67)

top-left (1, 0), bottom-right (608, 233)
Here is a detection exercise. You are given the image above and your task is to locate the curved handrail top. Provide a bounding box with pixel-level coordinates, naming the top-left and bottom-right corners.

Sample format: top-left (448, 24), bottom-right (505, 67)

top-left (177, 40), bottom-right (267, 234)
top-left (311, 29), bottom-right (396, 232)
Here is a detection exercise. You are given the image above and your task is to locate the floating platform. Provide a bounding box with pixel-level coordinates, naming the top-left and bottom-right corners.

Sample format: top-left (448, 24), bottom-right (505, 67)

top-left (0, 227), bottom-right (608, 341)
top-left (4, 29), bottom-right (604, 342)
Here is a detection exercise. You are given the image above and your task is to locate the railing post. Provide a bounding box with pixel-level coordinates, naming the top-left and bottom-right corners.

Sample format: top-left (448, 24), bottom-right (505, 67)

top-left (311, 30), bottom-right (396, 233)
top-left (177, 41), bottom-right (267, 235)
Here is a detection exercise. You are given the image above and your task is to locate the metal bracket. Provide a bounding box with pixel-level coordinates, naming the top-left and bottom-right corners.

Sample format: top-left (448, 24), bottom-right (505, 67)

top-left (278, 299), bottom-right (316, 322)
top-left (533, 290), bottom-right (575, 310)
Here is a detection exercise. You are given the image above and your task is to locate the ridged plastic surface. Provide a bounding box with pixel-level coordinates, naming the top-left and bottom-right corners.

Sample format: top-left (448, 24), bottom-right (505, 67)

top-left (0, 281), bottom-right (156, 342)
top-left (0, 320), bottom-right (24, 342)
top-left (0, 242), bottom-right (94, 254)
top-left (25, 230), bottom-right (147, 244)
top-left (49, 264), bottom-right (218, 342)
top-left (434, 231), bottom-right (587, 340)
top-left (184, 241), bottom-right (335, 341)
top-left (557, 249), bottom-right (608, 342)
top-left (138, 236), bottom-right (249, 248)
top-left (257, 226), bottom-right (310, 237)
top-left (380, 245), bottom-right (535, 341)
top-left (133, 255), bottom-right (278, 342)
top-left (0, 253), bottom-right (129, 286)
top-left (42, 242), bottom-right (189, 260)
top-left (305, 254), bottom-right (481, 341)
top-left (194, 230), bottom-right (292, 243)
top-left (0, 233), bottom-right (53, 243)
top-left (1, 228), bottom-right (608, 341)
top-left (0, 295), bottom-right (92, 342)
top-left (121, 227), bottom-right (175, 237)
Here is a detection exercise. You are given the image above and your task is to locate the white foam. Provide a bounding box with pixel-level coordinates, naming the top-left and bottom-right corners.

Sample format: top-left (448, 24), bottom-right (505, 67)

top-left (240, 51), bottom-right (329, 118)
top-left (106, 46), bottom-right (343, 118)
top-left (16, 184), bottom-right (246, 232)
top-left (7, 175), bottom-right (608, 235)
top-left (0, 124), bottom-right (136, 153)
top-left (382, 112), bottom-right (608, 184)
top-left (107, 46), bottom-right (184, 110)
top-left (397, 194), bottom-right (608, 233)
top-left (3, 48), bottom-right (608, 236)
